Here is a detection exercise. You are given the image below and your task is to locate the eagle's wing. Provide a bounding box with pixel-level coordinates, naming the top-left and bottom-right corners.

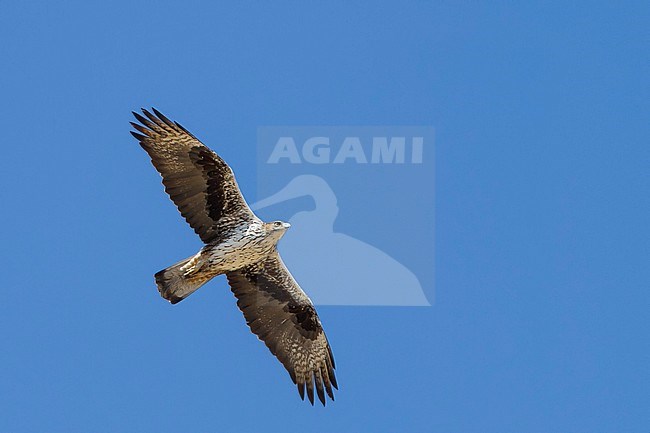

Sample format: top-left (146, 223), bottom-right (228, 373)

top-left (130, 108), bottom-right (254, 244)
top-left (226, 252), bottom-right (338, 406)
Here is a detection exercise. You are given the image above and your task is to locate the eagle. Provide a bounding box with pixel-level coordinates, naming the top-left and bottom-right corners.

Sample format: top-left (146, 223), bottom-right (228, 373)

top-left (130, 108), bottom-right (337, 405)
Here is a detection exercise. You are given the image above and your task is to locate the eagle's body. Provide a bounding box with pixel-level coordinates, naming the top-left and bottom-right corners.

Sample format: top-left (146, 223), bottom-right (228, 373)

top-left (190, 221), bottom-right (276, 274)
top-left (130, 108), bottom-right (337, 406)
top-left (162, 220), bottom-right (288, 302)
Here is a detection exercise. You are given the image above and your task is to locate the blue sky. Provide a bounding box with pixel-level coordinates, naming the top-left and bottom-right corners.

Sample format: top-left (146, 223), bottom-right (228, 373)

top-left (1, 2), bottom-right (648, 432)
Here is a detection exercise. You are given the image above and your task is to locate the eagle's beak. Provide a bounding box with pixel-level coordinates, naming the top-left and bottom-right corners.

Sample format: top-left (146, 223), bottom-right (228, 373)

top-left (282, 222), bottom-right (291, 229)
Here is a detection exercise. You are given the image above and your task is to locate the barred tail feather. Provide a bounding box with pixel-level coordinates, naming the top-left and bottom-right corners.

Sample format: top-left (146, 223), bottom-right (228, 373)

top-left (154, 257), bottom-right (212, 304)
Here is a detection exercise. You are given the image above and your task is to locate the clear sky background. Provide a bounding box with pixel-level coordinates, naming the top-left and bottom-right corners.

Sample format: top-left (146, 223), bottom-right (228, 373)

top-left (1, 2), bottom-right (648, 432)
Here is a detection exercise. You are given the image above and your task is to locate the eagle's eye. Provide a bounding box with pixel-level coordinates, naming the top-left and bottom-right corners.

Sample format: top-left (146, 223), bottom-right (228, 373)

top-left (274, 221), bottom-right (283, 227)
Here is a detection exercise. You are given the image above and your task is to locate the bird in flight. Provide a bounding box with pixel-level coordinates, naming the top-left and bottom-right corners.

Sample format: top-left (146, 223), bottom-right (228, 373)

top-left (130, 108), bottom-right (337, 405)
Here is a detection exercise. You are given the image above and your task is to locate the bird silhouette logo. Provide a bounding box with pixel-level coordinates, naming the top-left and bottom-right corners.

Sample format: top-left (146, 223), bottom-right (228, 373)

top-left (252, 174), bottom-right (431, 306)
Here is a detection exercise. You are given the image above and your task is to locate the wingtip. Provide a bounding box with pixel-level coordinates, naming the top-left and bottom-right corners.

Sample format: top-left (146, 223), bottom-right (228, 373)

top-left (152, 107), bottom-right (175, 128)
top-left (141, 107), bottom-right (155, 120)
top-left (133, 111), bottom-right (149, 125)
top-left (169, 296), bottom-right (183, 305)
top-left (130, 131), bottom-right (146, 141)
top-left (331, 373), bottom-right (339, 390)
top-left (306, 384), bottom-right (315, 405)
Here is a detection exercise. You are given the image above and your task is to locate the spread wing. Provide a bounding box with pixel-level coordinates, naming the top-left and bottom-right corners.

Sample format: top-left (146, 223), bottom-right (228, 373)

top-left (226, 252), bottom-right (338, 406)
top-left (130, 108), bottom-right (255, 244)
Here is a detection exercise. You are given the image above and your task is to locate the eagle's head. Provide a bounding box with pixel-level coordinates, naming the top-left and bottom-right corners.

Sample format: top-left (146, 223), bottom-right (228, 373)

top-left (264, 220), bottom-right (291, 242)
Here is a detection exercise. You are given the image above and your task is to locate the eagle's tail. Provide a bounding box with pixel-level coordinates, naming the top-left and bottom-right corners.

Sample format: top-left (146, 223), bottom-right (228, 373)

top-left (154, 257), bottom-right (213, 304)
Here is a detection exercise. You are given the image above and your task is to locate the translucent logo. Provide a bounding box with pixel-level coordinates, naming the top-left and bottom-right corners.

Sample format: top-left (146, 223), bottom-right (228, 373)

top-left (255, 127), bottom-right (434, 306)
